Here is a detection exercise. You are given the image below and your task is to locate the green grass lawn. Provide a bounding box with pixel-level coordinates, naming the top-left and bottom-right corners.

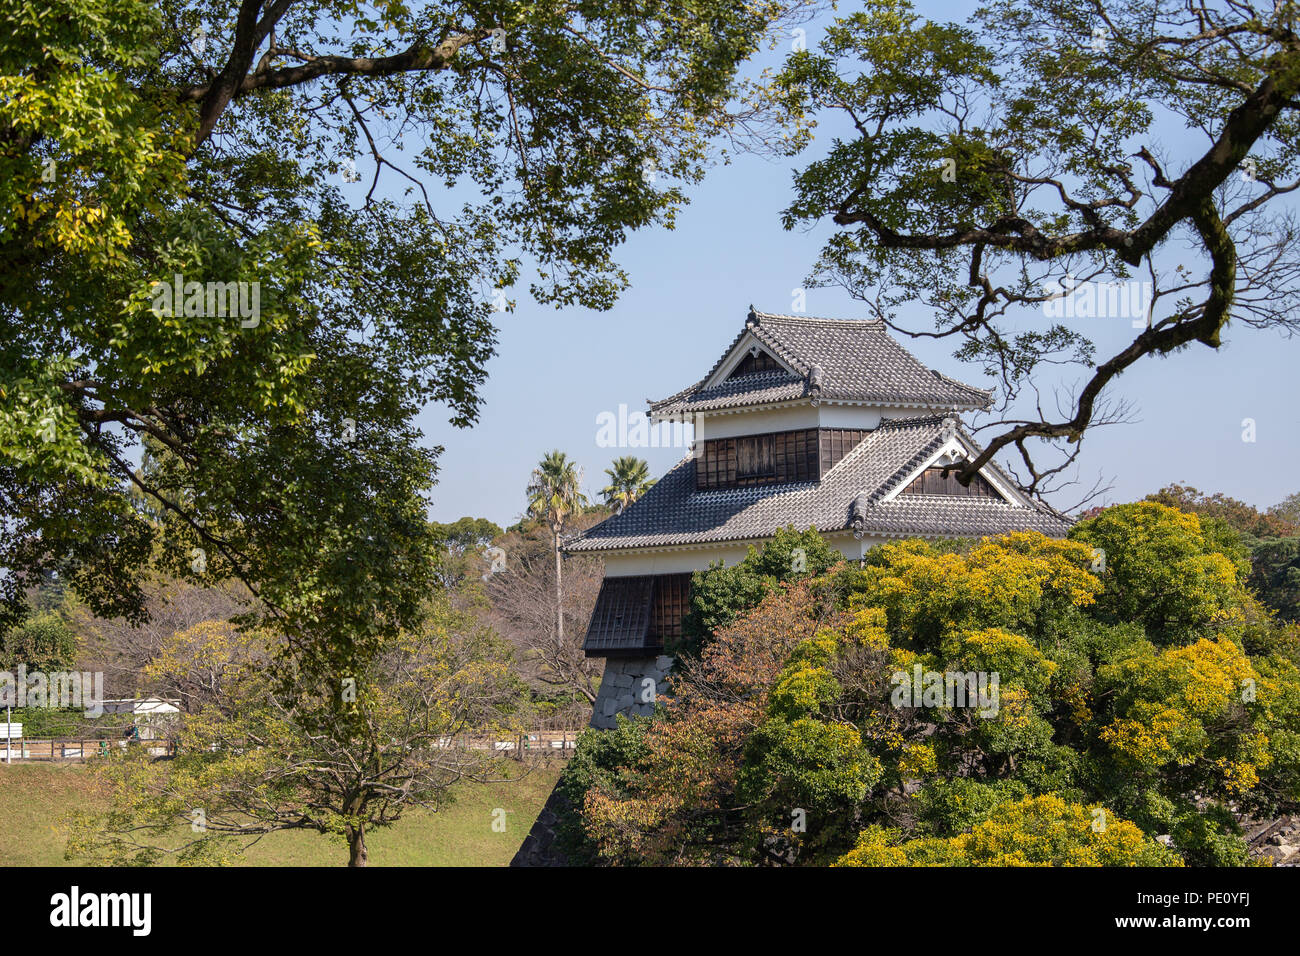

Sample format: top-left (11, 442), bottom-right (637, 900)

top-left (0, 759), bottom-right (561, 867)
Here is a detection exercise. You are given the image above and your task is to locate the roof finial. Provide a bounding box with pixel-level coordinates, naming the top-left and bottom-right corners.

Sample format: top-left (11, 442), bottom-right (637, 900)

top-left (807, 365), bottom-right (824, 406)
top-left (850, 492), bottom-right (873, 539)
top-left (745, 304), bottom-right (757, 327)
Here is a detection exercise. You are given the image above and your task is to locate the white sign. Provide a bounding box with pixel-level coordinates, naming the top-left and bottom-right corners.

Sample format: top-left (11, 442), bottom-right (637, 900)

top-left (1, 723), bottom-right (22, 739)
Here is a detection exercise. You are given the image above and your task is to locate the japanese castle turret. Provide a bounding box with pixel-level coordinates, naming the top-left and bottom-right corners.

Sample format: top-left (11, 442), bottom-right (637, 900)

top-left (567, 307), bottom-right (1070, 730)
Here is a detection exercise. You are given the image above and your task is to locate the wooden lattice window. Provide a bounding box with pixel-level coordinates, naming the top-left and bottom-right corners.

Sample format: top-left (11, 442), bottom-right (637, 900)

top-left (818, 428), bottom-right (870, 473)
top-left (650, 573), bottom-right (692, 640)
top-left (772, 429), bottom-right (817, 482)
top-left (697, 431), bottom-right (798, 488)
top-left (697, 436), bottom-right (730, 489)
top-left (698, 428), bottom-right (860, 490)
top-left (902, 466), bottom-right (1004, 499)
top-left (728, 349), bottom-right (781, 377)
top-left (736, 434), bottom-right (776, 481)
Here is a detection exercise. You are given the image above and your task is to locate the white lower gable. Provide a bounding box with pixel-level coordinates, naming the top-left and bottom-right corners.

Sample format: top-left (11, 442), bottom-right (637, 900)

top-left (881, 433), bottom-right (1030, 508)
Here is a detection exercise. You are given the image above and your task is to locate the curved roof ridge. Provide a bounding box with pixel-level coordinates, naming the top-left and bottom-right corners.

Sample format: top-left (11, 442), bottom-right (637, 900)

top-left (875, 412), bottom-right (951, 429)
top-left (752, 309), bottom-right (887, 328)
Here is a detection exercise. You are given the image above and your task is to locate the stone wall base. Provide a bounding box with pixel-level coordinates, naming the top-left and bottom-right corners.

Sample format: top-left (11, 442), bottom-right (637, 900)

top-left (510, 654), bottom-right (674, 866)
top-left (589, 654), bottom-right (673, 729)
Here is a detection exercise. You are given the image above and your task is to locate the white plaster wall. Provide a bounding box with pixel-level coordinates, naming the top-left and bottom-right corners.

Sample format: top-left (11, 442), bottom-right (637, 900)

top-left (600, 546), bottom-right (753, 576)
top-left (697, 405), bottom-right (820, 439)
top-left (817, 404), bottom-right (889, 429)
top-left (694, 402), bottom-right (950, 440)
top-left (597, 533), bottom-right (883, 577)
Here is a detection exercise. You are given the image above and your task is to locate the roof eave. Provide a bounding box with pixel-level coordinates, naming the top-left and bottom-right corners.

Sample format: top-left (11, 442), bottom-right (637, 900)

top-left (648, 395), bottom-right (989, 423)
top-left (565, 528), bottom-right (863, 556)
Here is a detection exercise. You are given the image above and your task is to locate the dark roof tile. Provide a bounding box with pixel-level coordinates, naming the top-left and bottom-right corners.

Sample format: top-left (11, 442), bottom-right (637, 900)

top-left (567, 415), bottom-right (1070, 552)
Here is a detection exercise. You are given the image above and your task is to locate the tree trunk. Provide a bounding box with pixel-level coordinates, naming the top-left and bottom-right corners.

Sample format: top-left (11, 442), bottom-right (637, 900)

top-left (347, 823), bottom-right (368, 867)
top-left (553, 528), bottom-right (564, 644)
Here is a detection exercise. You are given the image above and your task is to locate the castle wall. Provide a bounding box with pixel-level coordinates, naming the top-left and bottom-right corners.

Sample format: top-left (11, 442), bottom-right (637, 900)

top-left (588, 654), bottom-right (674, 729)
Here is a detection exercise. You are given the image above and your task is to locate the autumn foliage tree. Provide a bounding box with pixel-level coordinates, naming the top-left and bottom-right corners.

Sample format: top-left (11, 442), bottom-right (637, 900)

top-left (1145, 485), bottom-right (1299, 541)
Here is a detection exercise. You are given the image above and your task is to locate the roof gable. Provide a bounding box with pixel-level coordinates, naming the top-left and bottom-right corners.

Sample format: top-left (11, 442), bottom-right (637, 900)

top-left (726, 346), bottom-right (785, 380)
top-left (650, 308), bottom-right (992, 417)
top-left (696, 325), bottom-right (802, 390)
top-left (873, 423), bottom-right (1032, 509)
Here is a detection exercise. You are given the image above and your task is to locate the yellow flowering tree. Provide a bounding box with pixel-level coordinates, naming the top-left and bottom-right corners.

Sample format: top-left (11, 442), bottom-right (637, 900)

top-left (1071, 503), bottom-right (1251, 644)
top-left (835, 795), bottom-right (1183, 867)
top-left (575, 506), bottom-right (1300, 866)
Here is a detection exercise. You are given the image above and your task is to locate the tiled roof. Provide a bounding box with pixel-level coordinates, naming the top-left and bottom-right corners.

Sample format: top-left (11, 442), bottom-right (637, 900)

top-left (566, 416), bottom-right (1071, 553)
top-left (854, 495), bottom-right (1074, 538)
top-left (650, 310), bottom-right (992, 417)
top-left (652, 368), bottom-right (807, 413)
top-left (582, 576), bottom-right (655, 656)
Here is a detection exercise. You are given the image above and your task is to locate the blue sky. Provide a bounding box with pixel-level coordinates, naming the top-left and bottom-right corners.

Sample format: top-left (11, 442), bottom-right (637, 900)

top-left (414, 2), bottom-right (1300, 529)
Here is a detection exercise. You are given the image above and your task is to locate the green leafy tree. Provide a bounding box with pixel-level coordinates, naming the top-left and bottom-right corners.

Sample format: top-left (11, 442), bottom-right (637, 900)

top-left (773, 0), bottom-right (1300, 491)
top-left (1249, 538), bottom-right (1300, 624)
top-left (0, 611), bottom-right (77, 673)
top-left (68, 594), bottom-right (524, 867)
top-left (600, 456), bottom-right (654, 514)
top-left (429, 516), bottom-right (504, 589)
top-left (526, 451), bottom-right (589, 648)
top-left (549, 715), bottom-right (653, 865)
top-left (0, 0), bottom-right (817, 696)
top-left (680, 526), bottom-right (841, 655)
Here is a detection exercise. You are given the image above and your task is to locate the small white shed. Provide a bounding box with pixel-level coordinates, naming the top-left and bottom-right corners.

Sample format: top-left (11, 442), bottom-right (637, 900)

top-left (99, 697), bottom-right (181, 740)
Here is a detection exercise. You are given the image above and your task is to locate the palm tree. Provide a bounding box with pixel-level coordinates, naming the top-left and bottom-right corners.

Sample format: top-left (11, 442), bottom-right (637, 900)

top-left (601, 456), bottom-right (655, 514)
top-left (526, 451), bottom-right (589, 645)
